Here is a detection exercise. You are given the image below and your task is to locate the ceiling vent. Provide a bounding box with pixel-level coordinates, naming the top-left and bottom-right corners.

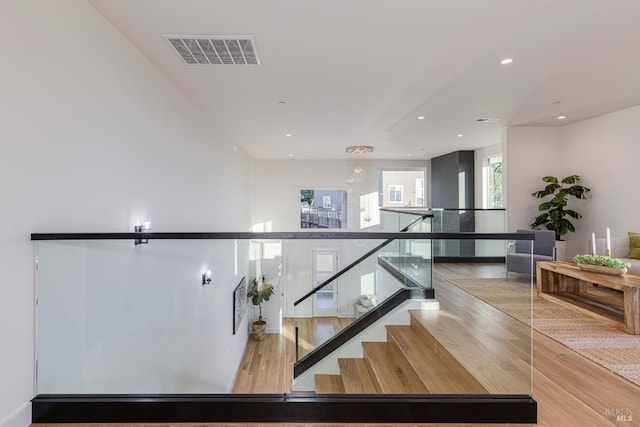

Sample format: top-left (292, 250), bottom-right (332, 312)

top-left (164, 35), bottom-right (260, 66)
top-left (345, 145), bottom-right (374, 154)
top-left (476, 117), bottom-right (501, 123)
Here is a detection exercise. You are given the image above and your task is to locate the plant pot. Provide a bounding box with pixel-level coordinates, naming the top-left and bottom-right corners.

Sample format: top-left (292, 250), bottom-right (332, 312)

top-left (251, 322), bottom-right (267, 341)
top-left (555, 240), bottom-right (567, 261)
top-left (577, 263), bottom-right (627, 276)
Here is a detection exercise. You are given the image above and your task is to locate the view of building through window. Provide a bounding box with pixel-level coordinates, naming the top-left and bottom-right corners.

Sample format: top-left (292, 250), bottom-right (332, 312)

top-left (388, 185), bottom-right (403, 203)
top-left (379, 168), bottom-right (427, 207)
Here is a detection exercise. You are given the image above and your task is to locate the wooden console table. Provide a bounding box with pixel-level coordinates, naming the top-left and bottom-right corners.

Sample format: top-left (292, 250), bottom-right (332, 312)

top-left (536, 261), bottom-right (640, 334)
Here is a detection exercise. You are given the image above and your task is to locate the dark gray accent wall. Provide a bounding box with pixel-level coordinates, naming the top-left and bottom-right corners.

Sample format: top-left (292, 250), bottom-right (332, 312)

top-left (431, 150), bottom-right (475, 257)
top-left (431, 150), bottom-right (474, 209)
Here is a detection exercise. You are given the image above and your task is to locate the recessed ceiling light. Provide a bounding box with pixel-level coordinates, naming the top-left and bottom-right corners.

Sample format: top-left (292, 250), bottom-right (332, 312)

top-left (285, 133), bottom-right (292, 137)
top-left (552, 101), bottom-right (562, 105)
top-left (417, 116), bottom-right (425, 120)
top-left (557, 115), bottom-right (566, 120)
top-left (278, 101), bottom-right (286, 105)
top-left (500, 58), bottom-right (514, 65)
top-left (407, 154), bottom-right (413, 157)
top-left (288, 153), bottom-right (293, 157)
top-left (457, 134), bottom-right (464, 138)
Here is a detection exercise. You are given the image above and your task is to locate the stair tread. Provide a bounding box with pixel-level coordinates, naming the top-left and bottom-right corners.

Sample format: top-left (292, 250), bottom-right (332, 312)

top-left (338, 358), bottom-right (381, 393)
top-left (314, 374), bottom-right (345, 394)
top-left (385, 324), bottom-right (487, 394)
top-left (408, 309), bottom-right (531, 394)
top-left (362, 341), bottom-right (428, 394)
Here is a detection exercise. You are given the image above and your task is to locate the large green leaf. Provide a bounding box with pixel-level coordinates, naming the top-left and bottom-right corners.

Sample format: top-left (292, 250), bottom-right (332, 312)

top-left (542, 176), bottom-right (559, 184)
top-left (564, 209), bottom-right (582, 219)
top-left (552, 193), bottom-right (568, 207)
top-left (566, 185), bottom-right (590, 199)
top-left (561, 175), bottom-right (580, 184)
top-left (538, 201), bottom-right (554, 211)
top-left (532, 183), bottom-right (560, 198)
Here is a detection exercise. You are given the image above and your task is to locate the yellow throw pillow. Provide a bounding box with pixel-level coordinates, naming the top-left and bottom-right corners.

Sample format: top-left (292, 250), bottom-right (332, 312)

top-left (628, 232), bottom-right (640, 259)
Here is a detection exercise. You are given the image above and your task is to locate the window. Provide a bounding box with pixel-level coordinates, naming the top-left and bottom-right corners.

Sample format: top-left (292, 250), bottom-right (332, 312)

top-left (379, 168), bottom-right (426, 207)
top-left (388, 185), bottom-right (403, 203)
top-left (484, 155), bottom-right (503, 208)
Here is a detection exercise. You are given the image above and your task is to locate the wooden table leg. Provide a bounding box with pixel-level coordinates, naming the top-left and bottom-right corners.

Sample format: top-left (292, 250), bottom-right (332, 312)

top-left (624, 286), bottom-right (640, 334)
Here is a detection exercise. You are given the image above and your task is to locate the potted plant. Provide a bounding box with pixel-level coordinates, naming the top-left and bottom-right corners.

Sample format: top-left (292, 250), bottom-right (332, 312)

top-left (573, 254), bottom-right (631, 276)
top-left (247, 275), bottom-right (274, 341)
top-left (530, 175), bottom-right (590, 260)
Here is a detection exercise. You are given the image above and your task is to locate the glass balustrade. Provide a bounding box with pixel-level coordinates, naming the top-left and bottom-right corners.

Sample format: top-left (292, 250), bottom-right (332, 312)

top-left (33, 231), bottom-right (533, 403)
top-left (430, 208), bottom-right (506, 259)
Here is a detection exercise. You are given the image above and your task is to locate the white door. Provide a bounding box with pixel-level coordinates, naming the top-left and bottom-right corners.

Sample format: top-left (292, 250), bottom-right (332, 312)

top-left (312, 250), bottom-right (339, 317)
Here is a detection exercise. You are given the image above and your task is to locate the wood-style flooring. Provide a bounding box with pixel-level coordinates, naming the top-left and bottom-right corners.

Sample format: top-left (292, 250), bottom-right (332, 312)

top-left (228, 263), bottom-right (640, 426)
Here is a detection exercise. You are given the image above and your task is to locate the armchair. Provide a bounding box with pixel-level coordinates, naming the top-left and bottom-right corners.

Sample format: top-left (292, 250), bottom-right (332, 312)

top-left (506, 229), bottom-right (556, 279)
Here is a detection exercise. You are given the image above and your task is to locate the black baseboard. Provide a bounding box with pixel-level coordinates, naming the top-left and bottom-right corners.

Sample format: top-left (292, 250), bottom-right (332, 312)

top-left (435, 256), bottom-right (505, 263)
top-left (32, 394), bottom-right (536, 424)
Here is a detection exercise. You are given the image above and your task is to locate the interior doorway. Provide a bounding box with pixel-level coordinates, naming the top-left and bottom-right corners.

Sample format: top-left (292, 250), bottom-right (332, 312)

top-left (312, 250), bottom-right (339, 317)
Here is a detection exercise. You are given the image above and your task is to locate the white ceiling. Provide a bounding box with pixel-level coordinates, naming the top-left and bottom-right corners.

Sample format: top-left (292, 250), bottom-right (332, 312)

top-left (89, 0), bottom-right (640, 160)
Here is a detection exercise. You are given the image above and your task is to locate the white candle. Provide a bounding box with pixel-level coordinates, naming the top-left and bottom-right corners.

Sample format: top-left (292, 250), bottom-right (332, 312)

top-left (606, 227), bottom-right (611, 254)
top-left (592, 232), bottom-right (596, 255)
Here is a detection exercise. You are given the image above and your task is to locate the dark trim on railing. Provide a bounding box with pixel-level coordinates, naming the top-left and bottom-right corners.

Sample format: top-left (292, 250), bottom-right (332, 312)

top-left (378, 207), bottom-right (434, 216)
top-left (431, 207), bottom-right (506, 211)
top-left (435, 256), bottom-right (506, 264)
top-left (30, 231), bottom-right (532, 241)
top-left (293, 287), bottom-right (432, 378)
top-left (377, 256), bottom-right (428, 289)
top-left (380, 207), bottom-right (506, 213)
top-left (31, 394), bottom-right (536, 424)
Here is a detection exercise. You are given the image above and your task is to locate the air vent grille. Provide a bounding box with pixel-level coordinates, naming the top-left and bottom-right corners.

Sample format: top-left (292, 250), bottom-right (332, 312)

top-left (165, 35), bottom-right (260, 66)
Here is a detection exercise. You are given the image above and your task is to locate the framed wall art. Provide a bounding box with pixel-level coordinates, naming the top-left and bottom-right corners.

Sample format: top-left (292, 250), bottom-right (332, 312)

top-left (233, 276), bottom-right (247, 335)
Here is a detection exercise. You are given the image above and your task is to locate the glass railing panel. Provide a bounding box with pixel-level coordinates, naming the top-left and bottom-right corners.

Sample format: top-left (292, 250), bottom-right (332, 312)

top-left (431, 209), bottom-right (505, 258)
top-left (412, 238), bottom-right (533, 396)
top-left (34, 232), bottom-right (532, 400)
top-left (35, 239), bottom-right (253, 395)
top-left (291, 238), bottom-right (394, 361)
top-left (379, 208), bottom-right (432, 232)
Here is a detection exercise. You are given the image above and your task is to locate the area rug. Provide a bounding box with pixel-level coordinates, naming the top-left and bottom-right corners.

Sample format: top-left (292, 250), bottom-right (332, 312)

top-left (445, 277), bottom-right (640, 387)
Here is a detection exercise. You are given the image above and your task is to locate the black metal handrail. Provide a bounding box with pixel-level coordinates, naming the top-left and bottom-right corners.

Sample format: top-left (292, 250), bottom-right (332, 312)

top-left (293, 213), bottom-right (431, 306)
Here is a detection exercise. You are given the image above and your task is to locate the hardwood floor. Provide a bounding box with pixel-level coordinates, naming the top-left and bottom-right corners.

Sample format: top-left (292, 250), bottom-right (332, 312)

top-left (231, 316), bottom-right (352, 394)
top-left (228, 263), bottom-right (640, 426)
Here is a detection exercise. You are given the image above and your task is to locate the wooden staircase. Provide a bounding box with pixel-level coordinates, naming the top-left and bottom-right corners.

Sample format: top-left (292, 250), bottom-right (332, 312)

top-left (314, 307), bottom-right (531, 394)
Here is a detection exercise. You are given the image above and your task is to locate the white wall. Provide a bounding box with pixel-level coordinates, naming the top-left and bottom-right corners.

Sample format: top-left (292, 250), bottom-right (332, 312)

top-left (504, 127), bottom-right (563, 233)
top-left (505, 107), bottom-right (640, 259)
top-left (0, 1), bottom-right (252, 425)
top-left (559, 106), bottom-right (640, 256)
top-left (36, 240), bottom-right (249, 394)
top-left (252, 159), bottom-right (430, 232)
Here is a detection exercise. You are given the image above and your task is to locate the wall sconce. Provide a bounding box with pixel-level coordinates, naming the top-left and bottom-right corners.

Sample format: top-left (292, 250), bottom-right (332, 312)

top-left (134, 220), bottom-right (152, 245)
top-left (202, 270), bottom-right (212, 286)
